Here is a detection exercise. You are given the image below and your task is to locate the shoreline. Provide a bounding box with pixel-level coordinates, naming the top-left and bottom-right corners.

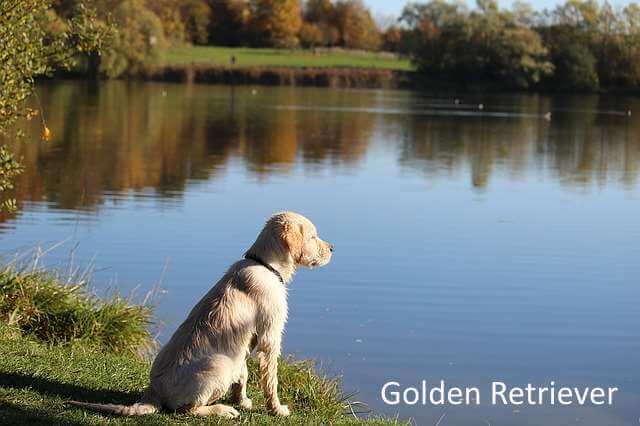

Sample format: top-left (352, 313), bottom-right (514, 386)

top-left (140, 64), bottom-right (415, 89)
top-left (58, 66), bottom-right (640, 95)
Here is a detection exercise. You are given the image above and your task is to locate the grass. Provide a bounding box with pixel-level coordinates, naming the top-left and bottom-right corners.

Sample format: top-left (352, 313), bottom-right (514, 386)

top-left (0, 265), bottom-right (155, 356)
top-left (0, 262), bottom-right (403, 425)
top-left (157, 46), bottom-right (414, 71)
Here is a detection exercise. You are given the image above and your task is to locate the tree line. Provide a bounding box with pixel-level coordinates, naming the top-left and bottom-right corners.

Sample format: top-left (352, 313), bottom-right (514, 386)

top-left (44, 0), bottom-right (640, 90)
top-left (394, 0), bottom-right (640, 90)
top-left (51, 0), bottom-right (382, 57)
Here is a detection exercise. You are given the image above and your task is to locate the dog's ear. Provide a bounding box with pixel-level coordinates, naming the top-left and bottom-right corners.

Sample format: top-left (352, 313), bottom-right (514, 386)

top-left (282, 222), bottom-right (304, 262)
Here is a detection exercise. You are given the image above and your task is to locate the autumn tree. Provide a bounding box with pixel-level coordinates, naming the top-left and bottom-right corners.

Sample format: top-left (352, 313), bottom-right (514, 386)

top-left (299, 23), bottom-right (325, 47)
top-left (251, 0), bottom-right (302, 48)
top-left (334, 0), bottom-right (381, 50)
top-left (382, 25), bottom-right (404, 52)
top-left (147, 0), bottom-right (187, 45)
top-left (180, 0), bottom-right (213, 44)
top-left (304, 0), bottom-right (340, 46)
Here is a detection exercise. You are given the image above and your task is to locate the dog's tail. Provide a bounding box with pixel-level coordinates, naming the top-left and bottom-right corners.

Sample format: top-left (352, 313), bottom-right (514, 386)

top-left (69, 401), bottom-right (160, 416)
top-left (68, 400), bottom-right (159, 416)
top-left (69, 389), bottom-right (161, 416)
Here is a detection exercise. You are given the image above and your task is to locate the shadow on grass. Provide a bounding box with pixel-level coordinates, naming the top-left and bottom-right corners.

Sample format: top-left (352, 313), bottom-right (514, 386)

top-left (0, 400), bottom-right (85, 425)
top-left (0, 371), bottom-right (140, 404)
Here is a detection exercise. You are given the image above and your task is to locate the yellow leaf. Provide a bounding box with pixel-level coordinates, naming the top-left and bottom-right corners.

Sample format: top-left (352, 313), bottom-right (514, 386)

top-left (42, 125), bottom-right (52, 142)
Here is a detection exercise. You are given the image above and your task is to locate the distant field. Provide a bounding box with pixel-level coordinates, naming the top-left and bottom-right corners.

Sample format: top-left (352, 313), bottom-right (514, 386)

top-left (158, 46), bottom-right (414, 71)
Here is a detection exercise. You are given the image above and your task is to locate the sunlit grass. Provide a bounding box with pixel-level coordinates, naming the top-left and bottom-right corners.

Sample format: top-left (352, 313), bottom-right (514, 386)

top-left (0, 264), bottom-right (155, 356)
top-left (158, 46), bottom-right (414, 71)
top-left (0, 324), bottom-right (403, 424)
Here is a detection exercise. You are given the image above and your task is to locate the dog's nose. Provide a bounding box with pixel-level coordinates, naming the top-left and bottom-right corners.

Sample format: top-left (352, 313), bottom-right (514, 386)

top-left (329, 244), bottom-right (334, 252)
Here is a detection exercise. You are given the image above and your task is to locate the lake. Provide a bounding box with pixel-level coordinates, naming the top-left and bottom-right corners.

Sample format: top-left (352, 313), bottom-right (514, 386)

top-left (1, 80), bottom-right (639, 425)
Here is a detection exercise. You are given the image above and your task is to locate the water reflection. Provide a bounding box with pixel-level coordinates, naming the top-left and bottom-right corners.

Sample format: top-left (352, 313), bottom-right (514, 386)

top-left (2, 81), bottom-right (639, 222)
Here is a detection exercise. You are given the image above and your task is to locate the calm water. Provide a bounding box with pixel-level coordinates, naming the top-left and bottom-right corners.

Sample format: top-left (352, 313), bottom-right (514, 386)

top-left (2, 81), bottom-right (639, 425)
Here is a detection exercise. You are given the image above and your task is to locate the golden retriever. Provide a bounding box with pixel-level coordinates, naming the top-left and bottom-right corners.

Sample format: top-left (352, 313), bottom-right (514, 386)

top-left (70, 211), bottom-right (333, 418)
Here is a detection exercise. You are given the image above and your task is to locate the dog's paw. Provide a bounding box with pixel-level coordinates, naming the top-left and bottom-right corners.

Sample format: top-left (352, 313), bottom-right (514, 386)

top-left (272, 404), bottom-right (290, 417)
top-left (239, 398), bottom-right (253, 410)
top-left (219, 406), bottom-right (240, 419)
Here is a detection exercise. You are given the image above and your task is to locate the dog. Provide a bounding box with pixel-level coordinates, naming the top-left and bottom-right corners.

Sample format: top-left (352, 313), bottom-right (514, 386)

top-left (70, 211), bottom-right (333, 418)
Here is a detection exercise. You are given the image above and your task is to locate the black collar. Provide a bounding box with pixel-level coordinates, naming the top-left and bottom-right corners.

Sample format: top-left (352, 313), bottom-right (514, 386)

top-left (245, 254), bottom-right (284, 285)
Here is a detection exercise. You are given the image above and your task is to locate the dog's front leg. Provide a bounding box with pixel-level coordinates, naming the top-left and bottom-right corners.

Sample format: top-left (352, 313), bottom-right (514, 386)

top-left (257, 345), bottom-right (289, 416)
top-left (259, 355), bottom-right (284, 416)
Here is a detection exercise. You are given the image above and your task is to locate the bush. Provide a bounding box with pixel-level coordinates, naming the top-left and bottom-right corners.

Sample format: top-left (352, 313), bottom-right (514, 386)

top-left (0, 265), bottom-right (155, 355)
top-left (100, 0), bottom-right (166, 77)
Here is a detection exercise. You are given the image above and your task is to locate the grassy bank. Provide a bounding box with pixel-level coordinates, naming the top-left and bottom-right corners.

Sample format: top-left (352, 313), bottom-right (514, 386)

top-left (0, 266), bottom-right (154, 356)
top-left (158, 46), bottom-right (413, 71)
top-left (0, 265), bottom-right (400, 425)
top-left (144, 46), bottom-right (416, 89)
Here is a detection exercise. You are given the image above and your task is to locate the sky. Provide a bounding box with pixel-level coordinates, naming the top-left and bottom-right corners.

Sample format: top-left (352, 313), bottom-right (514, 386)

top-left (365, 0), bottom-right (630, 19)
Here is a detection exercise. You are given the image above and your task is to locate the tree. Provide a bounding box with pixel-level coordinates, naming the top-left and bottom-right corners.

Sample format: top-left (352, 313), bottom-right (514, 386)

top-left (303, 0), bottom-right (340, 46)
top-left (251, 0), bottom-right (302, 48)
top-left (0, 0), bottom-right (111, 211)
top-left (209, 0), bottom-right (252, 46)
top-left (619, 4), bottom-right (640, 87)
top-left (299, 22), bottom-right (324, 47)
top-left (382, 25), bottom-right (403, 52)
top-left (402, 0), bottom-right (552, 88)
top-left (305, 0), bottom-right (335, 23)
top-left (180, 0), bottom-right (213, 45)
top-left (334, 0), bottom-right (381, 50)
top-left (146, 0), bottom-right (188, 45)
top-left (99, 0), bottom-right (166, 77)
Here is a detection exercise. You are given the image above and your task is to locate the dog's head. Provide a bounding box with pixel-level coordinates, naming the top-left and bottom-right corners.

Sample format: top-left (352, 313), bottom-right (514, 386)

top-left (246, 212), bottom-right (333, 270)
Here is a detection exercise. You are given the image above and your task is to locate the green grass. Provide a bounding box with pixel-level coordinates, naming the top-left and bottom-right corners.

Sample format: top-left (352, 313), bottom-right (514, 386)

top-left (0, 265), bottom-right (155, 356)
top-left (157, 46), bottom-right (414, 71)
top-left (0, 265), bottom-right (402, 425)
top-left (0, 325), bottom-right (402, 425)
